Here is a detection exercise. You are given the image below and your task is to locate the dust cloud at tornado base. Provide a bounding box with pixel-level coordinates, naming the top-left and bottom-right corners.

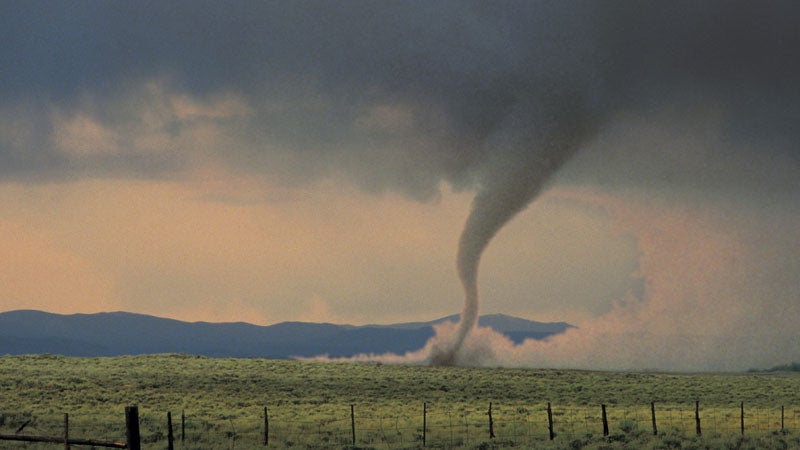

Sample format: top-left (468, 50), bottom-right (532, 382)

top-left (319, 188), bottom-right (800, 371)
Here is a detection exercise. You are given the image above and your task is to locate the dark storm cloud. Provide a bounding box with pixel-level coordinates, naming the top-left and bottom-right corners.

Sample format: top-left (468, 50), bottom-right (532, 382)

top-left (2, 1), bottom-right (799, 194)
top-left (558, 1), bottom-right (800, 201)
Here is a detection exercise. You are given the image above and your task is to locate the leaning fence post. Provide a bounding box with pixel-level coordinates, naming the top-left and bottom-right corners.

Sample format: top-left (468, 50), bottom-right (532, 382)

top-left (651, 402), bottom-right (658, 435)
top-left (126, 406), bottom-right (141, 450)
top-left (167, 412), bottom-right (174, 450)
top-left (547, 402), bottom-right (554, 440)
top-left (695, 401), bottom-right (702, 436)
top-left (64, 413), bottom-right (69, 450)
top-left (601, 404), bottom-right (609, 437)
top-left (351, 405), bottom-right (356, 447)
top-left (488, 402), bottom-right (495, 439)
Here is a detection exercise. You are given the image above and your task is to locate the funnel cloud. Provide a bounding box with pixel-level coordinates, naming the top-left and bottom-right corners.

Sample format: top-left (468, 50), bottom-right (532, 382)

top-left (431, 97), bottom-right (601, 364)
top-left (1, 1), bottom-right (799, 370)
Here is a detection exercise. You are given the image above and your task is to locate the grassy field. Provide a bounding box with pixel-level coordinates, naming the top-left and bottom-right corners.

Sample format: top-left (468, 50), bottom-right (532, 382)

top-left (1, 354), bottom-right (798, 449)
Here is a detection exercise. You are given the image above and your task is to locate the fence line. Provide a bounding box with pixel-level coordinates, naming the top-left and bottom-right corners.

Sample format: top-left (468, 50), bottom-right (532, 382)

top-left (0, 409), bottom-right (135, 449)
top-left (2, 403), bottom-right (798, 448)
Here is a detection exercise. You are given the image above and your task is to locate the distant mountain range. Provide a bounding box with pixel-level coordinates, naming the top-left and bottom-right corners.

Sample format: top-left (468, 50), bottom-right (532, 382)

top-left (0, 310), bottom-right (572, 359)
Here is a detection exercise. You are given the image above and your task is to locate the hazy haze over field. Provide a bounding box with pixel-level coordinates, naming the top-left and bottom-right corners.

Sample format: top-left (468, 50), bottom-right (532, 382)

top-left (1, 1), bottom-right (799, 370)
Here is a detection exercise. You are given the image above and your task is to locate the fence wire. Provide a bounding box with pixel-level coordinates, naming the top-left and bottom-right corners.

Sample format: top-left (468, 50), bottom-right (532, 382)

top-left (1, 403), bottom-right (798, 449)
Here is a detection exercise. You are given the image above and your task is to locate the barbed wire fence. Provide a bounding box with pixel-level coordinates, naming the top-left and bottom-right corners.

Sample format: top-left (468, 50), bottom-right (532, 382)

top-left (2, 402), bottom-right (798, 449)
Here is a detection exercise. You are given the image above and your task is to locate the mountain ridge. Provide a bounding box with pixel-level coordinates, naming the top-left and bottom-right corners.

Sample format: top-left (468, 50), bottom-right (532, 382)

top-left (0, 309), bottom-right (573, 358)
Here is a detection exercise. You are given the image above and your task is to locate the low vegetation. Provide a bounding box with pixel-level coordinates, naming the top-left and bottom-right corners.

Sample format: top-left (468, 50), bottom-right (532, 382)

top-left (1, 354), bottom-right (798, 449)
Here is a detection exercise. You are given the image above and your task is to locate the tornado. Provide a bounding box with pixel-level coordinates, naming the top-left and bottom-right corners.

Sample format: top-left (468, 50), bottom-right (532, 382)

top-left (429, 99), bottom-right (599, 366)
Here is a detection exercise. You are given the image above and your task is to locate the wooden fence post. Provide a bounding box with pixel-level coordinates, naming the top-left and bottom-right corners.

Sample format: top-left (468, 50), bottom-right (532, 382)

top-left (651, 402), bottom-right (658, 436)
top-left (167, 412), bottom-right (174, 450)
top-left (181, 410), bottom-right (185, 443)
top-left (422, 402), bottom-right (427, 447)
top-left (547, 402), bottom-right (554, 440)
top-left (264, 406), bottom-right (269, 447)
top-left (125, 406), bottom-right (141, 450)
top-left (782, 406), bottom-right (785, 432)
top-left (350, 405), bottom-right (356, 447)
top-left (601, 404), bottom-right (609, 437)
top-left (695, 401), bottom-right (702, 436)
top-left (740, 402), bottom-right (745, 436)
top-left (488, 402), bottom-right (495, 439)
top-left (64, 413), bottom-right (69, 450)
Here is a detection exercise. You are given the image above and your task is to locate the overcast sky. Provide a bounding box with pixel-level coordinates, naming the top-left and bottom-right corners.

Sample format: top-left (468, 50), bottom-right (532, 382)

top-left (2, 1), bottom-right (798, 370)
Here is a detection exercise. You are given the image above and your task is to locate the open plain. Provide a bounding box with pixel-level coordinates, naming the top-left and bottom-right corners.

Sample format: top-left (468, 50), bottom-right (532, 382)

top-left (1, 354), bottom-right (799, 448)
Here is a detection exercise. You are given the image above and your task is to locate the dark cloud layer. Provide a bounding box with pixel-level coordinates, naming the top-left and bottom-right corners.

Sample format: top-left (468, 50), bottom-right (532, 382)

top-left (3, 1), bottom-right (798, 197)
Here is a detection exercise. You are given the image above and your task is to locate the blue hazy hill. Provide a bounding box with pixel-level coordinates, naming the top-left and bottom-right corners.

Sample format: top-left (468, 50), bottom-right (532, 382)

top-left (0, 310), bottom-right (572, 358)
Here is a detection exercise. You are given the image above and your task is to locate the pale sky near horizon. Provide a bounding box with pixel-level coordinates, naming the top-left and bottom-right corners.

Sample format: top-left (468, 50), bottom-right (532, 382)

top-left (2, 1), bottom-right (799, 370)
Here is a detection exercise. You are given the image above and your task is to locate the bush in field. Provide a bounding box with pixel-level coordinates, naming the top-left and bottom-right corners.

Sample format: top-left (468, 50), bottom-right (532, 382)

top-left (617, 418), bottom-right (638, 434)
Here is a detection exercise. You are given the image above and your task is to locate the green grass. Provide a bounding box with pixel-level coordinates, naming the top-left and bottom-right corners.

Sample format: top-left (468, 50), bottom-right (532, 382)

top-left (1, 354), bottom-right (799, 449)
